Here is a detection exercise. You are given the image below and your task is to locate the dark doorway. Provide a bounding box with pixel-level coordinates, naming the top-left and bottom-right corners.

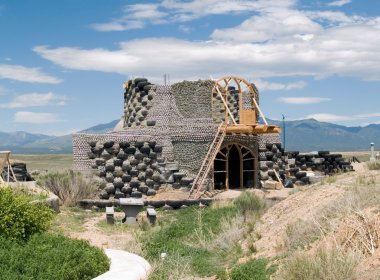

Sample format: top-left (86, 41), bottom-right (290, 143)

top-left (214, 151), bottom-right (226, 190)
top-left (228, 145), bottom-right (241, 188)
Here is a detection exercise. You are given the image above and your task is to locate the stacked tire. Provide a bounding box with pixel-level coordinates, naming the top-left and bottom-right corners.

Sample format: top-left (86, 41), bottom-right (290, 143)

top-left (90, 140), bottom-right (164, 199)
top-left (123, 78), bottom-right (156, 128)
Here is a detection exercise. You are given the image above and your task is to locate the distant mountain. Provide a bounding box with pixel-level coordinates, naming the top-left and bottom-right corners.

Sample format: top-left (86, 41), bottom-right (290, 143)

top-left (268, 118), bottom-right (380, 151)
top-left (0, 118), bottom-right (379, 154)
top-left (0, 119), bottom-right (119, 154)
top-left (81, 119), bottom-right (120, 134)
top-left (0, 131), bottom-right (53, 147)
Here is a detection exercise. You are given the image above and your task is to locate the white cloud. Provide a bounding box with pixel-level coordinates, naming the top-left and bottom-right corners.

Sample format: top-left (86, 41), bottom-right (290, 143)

top-left (35, 1), bottom-right (380, 82)
top-left (212, 9), bottom-right (322, 43)
top-left (91, 0), bottom-right (296, 31)
top-left (0, 64), bottom-right (62, 84)
top-left (14, 112), bottom-right (61, 124)
top-left (328, 0), bottom-right (351, 7)
top-left (354, 112), bottom-right (380, 118)
top-left (306, 113), bottom-right (353, 122)
top-left (256, 79), bottom-right (307, 91)
top-left (277, 97), bottom-right (331, 104)
top-left (34, 21), bottom-right (380, 82)
top-left (91, 3), bottom-right (167, 31)
top-left (0, 92), bottom-right (66, 108)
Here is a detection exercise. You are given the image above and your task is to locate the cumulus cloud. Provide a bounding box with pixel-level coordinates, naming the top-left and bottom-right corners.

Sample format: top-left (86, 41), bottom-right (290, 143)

top-left (34, 22), bottom-right (380, 82)
top-left (0, 64), bottom-right (62, 84)
top-left (277, 97), bottom-right (331, 104)
top-left (212, 9), bottom-right (322, 43)
top-left (14, 112), bottom-right (61, 124)
top-left (0, 92), bottom-right (66, 108)
top-left (34, 1), bottom-right (380, 82)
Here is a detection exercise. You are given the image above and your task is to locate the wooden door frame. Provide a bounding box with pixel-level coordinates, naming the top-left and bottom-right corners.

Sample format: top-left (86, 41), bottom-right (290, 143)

top-left (213, 143), bottom-right (256, 190)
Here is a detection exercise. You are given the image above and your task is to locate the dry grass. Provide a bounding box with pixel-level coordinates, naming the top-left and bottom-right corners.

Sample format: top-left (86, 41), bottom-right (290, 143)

top-left (12, 154), bottom-right (73, 172)
top-left (283, 247), bottom-right (361, 280)
top-left (367, 161), bottom-right (380, 170)
top-left (149, 253), bottom-right (192, 280)
top-left (334, 209), bottom-right (380, 256)
top-left (285, 219), bottom-right (321, 252)
top-left (279, 172), bottom-right (380, 279)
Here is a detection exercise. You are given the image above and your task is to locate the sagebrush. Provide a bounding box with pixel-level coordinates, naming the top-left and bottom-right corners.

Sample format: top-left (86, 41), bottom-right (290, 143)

top-left (37, 170), bottom-right (96, 206)
top-left (234, 191), bottom-right (265, 222)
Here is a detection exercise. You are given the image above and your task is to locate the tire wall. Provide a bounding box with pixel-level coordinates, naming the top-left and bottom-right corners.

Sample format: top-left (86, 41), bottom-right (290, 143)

top-left (123, 78), bottom-right (156, 128)
top-left (258, 134), bottom-right (354, 187)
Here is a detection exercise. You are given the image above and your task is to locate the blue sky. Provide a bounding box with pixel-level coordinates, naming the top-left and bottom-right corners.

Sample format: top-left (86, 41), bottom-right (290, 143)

top-left (0, 0), bottom-right (379, 135)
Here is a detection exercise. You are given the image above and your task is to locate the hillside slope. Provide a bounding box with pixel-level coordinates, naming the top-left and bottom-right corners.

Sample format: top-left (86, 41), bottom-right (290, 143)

top-left (246, 163), bottom-right (380, 279)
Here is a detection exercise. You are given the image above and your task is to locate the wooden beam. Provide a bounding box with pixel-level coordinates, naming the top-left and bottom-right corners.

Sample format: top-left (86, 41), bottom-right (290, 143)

top-left (215, 86), bottom-right (238, 125)
top-left (251, 97), bottom-right (268, 125)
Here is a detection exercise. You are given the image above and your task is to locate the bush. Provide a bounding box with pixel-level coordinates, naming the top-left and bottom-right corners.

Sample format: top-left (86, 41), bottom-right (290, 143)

top-left (282, 248), bottom-right (360, 280)
top-left (234, 191), bottom-right (265, 222)
top-left (0, 233), bottom-right (110, 280)
top-left (230, 258), bottom-right (275, 280)
top-left (367, 161), bottom-right (380, 170)
top-left (0, 187), bottom-right (54, 241)
top-left (37, 170), bottom-right (96, 206)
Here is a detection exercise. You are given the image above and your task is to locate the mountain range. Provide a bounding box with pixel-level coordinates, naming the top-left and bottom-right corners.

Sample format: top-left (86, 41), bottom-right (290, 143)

top-left (0, 119), bottom-right (378, 154)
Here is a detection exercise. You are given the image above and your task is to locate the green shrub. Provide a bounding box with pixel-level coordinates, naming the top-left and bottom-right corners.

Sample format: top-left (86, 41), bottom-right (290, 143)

top-left (37, 170), bottom-right (96, 206)
top-left (234, 191), bottom-right (265, 222)
top-left (230, 258), bottom-right (275, 280)
top-left (0, 233), bottom-right (110, 280)
top-left (0, 187), bottom-right (54, 241)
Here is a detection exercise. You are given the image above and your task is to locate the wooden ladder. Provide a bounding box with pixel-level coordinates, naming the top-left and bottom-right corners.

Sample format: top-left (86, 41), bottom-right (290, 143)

top-left (188, 122), bottom-right (227, 199)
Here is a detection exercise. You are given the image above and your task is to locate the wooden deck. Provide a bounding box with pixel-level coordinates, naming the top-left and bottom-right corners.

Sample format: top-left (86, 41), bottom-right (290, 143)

top-left (224, 124), bottom-right (281, 134)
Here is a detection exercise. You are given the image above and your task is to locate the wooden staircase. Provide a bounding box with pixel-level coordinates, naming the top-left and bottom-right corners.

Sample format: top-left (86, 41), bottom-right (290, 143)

top-left (188, 123), bottom-right (227, 199)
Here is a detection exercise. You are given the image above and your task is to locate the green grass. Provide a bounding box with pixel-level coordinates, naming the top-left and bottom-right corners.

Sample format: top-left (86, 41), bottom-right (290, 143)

top-left (142, 205), bottom-right (239, 279)
top-left (139, 192), bottom-right (274, 279)
top-left (11, 154), bottom-right (73, 171)
top-left (50, 207), bottom-right (98, 234)
top-left (230, 258), bottom-right (276, 280)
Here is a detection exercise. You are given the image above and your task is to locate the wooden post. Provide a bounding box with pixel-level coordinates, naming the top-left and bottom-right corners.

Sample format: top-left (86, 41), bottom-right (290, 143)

top-left (252, 97), bottom-right (268, 125)
top-left (215, 86), bottom-right (238, 125)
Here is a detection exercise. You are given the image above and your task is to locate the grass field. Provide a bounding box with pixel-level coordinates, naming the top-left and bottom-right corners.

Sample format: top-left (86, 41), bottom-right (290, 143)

top-left (339, 151), bottom-right (372, 162)
top-left (11, 154), bottom-right (73, 171)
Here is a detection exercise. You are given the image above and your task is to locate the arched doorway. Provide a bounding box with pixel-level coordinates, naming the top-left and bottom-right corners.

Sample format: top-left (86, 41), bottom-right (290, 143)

top-left (213, 143), bottom-right (256, 190)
